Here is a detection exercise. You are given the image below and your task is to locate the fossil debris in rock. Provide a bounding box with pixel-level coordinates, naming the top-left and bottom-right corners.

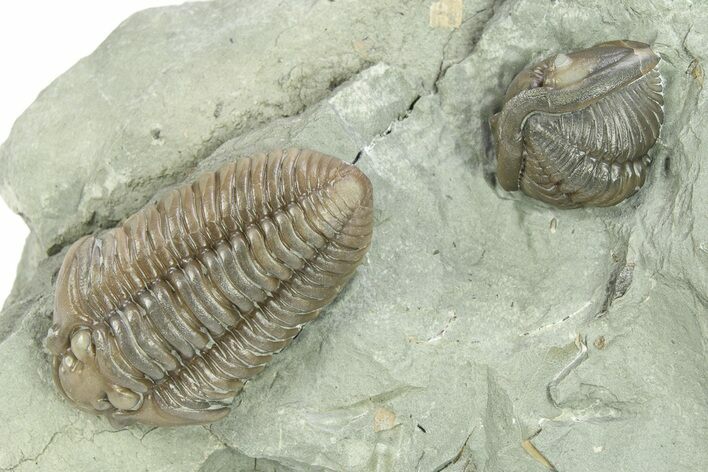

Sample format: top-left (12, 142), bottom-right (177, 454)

top-left (46, 148), bottom-right (374, 426)
top-left (490, 40), bottom-right (664, 207)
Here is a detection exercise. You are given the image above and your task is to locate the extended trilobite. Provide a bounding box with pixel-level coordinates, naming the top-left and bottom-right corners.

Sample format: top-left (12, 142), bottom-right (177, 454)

top-left (46, 149), bottom-right (373, 426)
top-left (490, 40), bottom-right (664, 207)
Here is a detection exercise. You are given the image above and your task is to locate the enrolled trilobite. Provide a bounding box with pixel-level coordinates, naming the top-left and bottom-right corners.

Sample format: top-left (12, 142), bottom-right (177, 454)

top-left (46, 149), bottom-right (373, 426)
top-left (490, 40), bottom-right (664, 207)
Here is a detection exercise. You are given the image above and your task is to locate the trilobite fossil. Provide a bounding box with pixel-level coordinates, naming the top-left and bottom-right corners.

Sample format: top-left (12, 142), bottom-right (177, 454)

top-left (46, 148), bottom-right (373, 426)
top-left (490, 40), bottom-right (664, 207)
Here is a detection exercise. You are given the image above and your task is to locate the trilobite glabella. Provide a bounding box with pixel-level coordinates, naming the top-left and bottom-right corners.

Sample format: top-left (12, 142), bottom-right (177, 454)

top-left (46, 149), bottom-right (373, 426)
top-left (490, 40), bottom-right (664, 207)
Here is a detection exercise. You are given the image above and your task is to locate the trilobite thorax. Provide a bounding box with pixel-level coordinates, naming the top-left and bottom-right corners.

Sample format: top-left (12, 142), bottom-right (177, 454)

top-left (491, 40), bottom-right (664, 207)
top-left (46, 149), bottom-right (373, 426)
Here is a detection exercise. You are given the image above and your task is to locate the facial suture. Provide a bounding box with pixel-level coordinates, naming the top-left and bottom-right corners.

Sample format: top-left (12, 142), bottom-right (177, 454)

top-left (46, 149), bottom-right (373, 427)
top-left (490, 40), bottom-right (664, 207)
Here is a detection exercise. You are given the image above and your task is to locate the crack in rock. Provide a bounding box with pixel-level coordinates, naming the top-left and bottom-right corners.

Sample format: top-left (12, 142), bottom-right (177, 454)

top-left (355, 93), bottom-right (423, 163)
top-left (432, 430), bottom-right (474, 472)
top-left (1, 432), bottom-right (60, 472)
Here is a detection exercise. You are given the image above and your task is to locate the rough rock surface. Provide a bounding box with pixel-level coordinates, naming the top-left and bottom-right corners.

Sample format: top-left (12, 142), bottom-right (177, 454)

top-left (1, 0), bottom-right (706, 471)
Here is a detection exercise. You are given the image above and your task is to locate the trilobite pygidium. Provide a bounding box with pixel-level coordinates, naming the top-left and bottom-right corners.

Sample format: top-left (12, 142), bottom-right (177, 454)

top-left (46, 149), bottom-right (373, 426)
top-left (490, 40), bottom-right (664, 207)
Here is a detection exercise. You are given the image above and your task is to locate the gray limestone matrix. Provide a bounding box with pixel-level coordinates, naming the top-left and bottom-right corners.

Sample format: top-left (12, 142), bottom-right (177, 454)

top-left (0, 1), bottom-right (705, 471)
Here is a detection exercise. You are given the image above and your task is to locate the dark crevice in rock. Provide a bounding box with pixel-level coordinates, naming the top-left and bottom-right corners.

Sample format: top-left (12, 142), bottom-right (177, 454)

top-left (46, 243), bottom-right (62, 257)
top-left (433, 431), bottom-right (474, 472)
top-left (600, 261), bottom-right (635, 315)
top-left (597, 227), bottom-right (633, 317)
top-left (481, 117), bottom-right (497, 188)
top-left (431, 0), bottom-right (507, 94)
top-left (354, 92), bottom-right (422, 164)
top-left (407, 94), bottom-right (422, 112)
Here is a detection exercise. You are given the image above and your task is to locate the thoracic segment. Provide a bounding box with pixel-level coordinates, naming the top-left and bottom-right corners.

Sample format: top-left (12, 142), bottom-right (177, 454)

top-left (520, 67), bottom-right (663, 207)
top-left (491, 41), bottom-right (664, 207)
top-left (47, 149), bottom-right (373, 426)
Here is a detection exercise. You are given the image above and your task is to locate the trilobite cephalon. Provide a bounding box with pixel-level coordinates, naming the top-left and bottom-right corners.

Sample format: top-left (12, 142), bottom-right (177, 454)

top-left (46, 149), bottom-right (373, 426)
top-left (490, 40), bottom-right (664, 207)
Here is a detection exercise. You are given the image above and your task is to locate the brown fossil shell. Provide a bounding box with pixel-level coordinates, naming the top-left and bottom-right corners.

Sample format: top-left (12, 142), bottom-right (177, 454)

top-left (490, 40), bottom-right (664, 207)
top-left (46, 149), bottom-right (373, 427)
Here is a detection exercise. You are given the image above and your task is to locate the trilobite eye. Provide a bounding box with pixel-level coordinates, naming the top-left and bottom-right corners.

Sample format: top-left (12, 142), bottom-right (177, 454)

top-left (107, 386), bottom-right (143, 411)
top-left (61, 352), bottom-right (78, 371)
top-left (490, 40), bottom-right (664, 208)
top-left (553, 53), bottom-right (571, 69)
top-left (70, 329), bottom-right (94, 363)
